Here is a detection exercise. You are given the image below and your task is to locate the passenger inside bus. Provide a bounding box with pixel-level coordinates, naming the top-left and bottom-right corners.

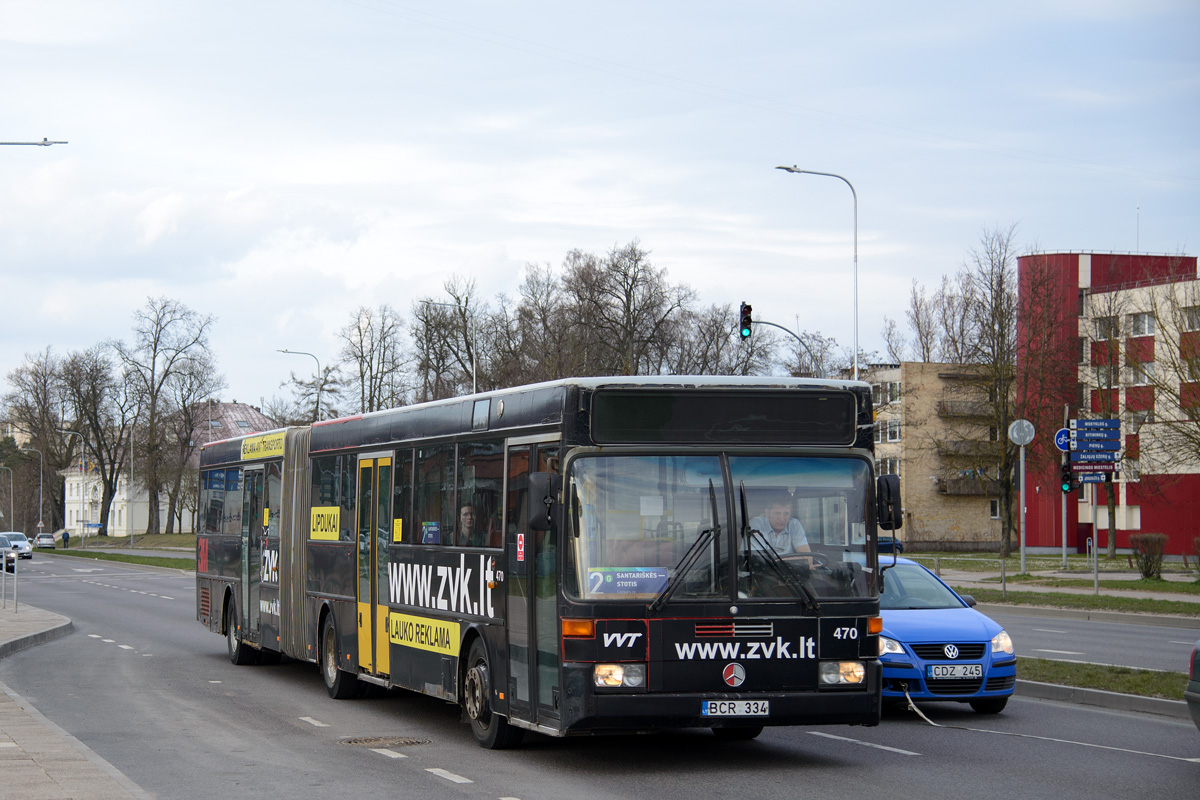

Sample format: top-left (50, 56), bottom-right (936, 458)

top-left (458, 501), bottom-right (501, 548)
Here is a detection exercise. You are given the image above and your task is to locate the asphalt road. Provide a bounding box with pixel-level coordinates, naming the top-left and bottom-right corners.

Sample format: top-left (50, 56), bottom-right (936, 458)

top-left (1, 554), bottom-right (1196, 799)
top-left (990, 610), bottom-right (1198, 673)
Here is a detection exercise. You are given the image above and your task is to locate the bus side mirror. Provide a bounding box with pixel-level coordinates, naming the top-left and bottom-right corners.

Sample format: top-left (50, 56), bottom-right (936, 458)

top-left (528, 472), bottom-right (562, 532)
top-left (876, 474), bottom-right (902, 531)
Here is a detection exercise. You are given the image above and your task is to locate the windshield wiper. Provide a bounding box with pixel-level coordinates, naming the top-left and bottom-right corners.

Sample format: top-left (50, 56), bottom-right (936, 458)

top-left (649, 479), bottom-right (721, 614)
top-left (738, 482), bottom-right (820, 612)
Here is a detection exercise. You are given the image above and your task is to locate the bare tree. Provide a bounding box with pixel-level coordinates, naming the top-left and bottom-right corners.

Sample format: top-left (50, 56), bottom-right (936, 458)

top-left (160, 351), bottom-right (226, 533)
top-left (340, 304), bottom-right (409, 412)
top-left (1143, 269), bottom-right (1200, 471)
top-left (665, 304), bottom-right (778, 376)
top-left (3, 348), bottom-right (73, 531)
top-left (116, 297), bottom-right (217, 535)
top-left (280, 363), bottom-right (342, 422)
top-left (905, 280), bottom-right (939, 362)
top-left (882, 316), bottom-right (907, 363)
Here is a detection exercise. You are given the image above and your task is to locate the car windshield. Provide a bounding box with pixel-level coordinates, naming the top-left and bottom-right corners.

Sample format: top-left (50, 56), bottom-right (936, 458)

top-left (880, 563), bottom-right (966, 610)
top-left (9, 534), bottom-right (28, 544)
top-left (564, 453), bottom-right (874, 603)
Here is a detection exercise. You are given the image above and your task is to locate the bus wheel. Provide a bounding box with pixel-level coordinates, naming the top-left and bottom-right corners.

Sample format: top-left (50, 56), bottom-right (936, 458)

top-left (712, 726), bottom-right (763, 741)
top-left (225, 605), bottom-right (256, 666)
top-left (321, 614), bottom-right (359, 699)
top-left (463, 639), bottom-right (523, 749)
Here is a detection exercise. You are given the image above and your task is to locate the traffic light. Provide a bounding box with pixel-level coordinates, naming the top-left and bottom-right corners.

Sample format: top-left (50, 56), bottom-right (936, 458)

top-left (1060, 462), bottom-right (1074, 493)
top-left (739, 302), bottom-right (753, 339)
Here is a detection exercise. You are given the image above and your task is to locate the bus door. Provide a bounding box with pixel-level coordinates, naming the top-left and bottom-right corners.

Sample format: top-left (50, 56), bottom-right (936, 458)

top-left (504, 440), bottom-right (561, 728)
top-left (357, 454), bottom-right (392, 676)
top-left (258, 461), bottom-right (283, 651)
top-left (241, 466), bottom-right (264, 641)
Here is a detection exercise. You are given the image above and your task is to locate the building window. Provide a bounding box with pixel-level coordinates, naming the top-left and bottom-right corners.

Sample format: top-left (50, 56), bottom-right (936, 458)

top-left (988, 426), bottom-right (999, 442)
top-left (1184, 306), bottom-right (1200, 332)
top-left (1128, 409), bottom-right (1154, 433)
top-left (1127, 361), bottom-right (1155, 386)
top-left (989, 499), bottom-right (1000, 519)
top-left (887, 419), bottom-right (901, 442)
top-left (871, 384), bottom-right (882, 406)
top-left (209, 420), bottom-right (222, 428)
top-left (1096, 364), bottom-right (1116, 389)
top-left (873, 422), bottom-right (882, 444)
top-left (1095, 316), bottom-right (1119, 340)
top-left (1127, 312), bottom-right (1155, 337)
top-left (1078, 337), bottom-right (1086, 364)
top-left (876, 458), bottom-right (900, 477)
top-left (237, 420), bottom-right (250, 428)
top-left (888, 381), bottom-right (901, 404)
top-left (1123, 458), bottom-right (1140, 482)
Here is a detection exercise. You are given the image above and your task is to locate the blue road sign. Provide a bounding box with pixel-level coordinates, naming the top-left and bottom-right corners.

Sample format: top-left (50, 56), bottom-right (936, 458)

top-left (1054, 428), bottom-right (1071, 452)
top-left (1072, 461), bottom-right (1119, 472)
top-left (1070, 418), bottom-right (1121, 430)
top-left (1077, 472), bottom-right (1110, 483)
top-left (1074, 440), bottom-right (1121, 451)
top-left (1070, 450), bottom-right (1116, 462)
top-left (1072, 429), bottom-right (1122, 441)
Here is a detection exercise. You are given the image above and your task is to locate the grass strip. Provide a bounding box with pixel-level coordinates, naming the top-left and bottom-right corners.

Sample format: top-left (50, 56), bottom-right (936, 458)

top-left (1018, 656), bottom-right (1188, 700)
top-left (43, 550), bottom-right (194, 571)
top-left (952, 586), bottom-right (1200, 617)
top-left (991, 576), bottom-right (1200, 595)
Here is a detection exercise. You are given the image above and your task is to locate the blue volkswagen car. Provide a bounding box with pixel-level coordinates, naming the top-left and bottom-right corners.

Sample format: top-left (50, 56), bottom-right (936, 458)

top-left (878, 558), bottom-right (1016, 713)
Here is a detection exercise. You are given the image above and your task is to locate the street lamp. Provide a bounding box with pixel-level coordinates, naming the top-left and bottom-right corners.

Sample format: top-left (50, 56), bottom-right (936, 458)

top-left (0, 138), bottom-right (68, 146)
top-left (20, 448), bottom-right (43, 537)
top-left (59, 430), bottom-right (86, 548)
top-left (278, 349), bottom-right (322, 420)
top-left (775, 165), bottom-right (859, 381)
top-left (421, 300), bottom-right (477, 394)
top-left (0, 466), bottom-right (12, 530)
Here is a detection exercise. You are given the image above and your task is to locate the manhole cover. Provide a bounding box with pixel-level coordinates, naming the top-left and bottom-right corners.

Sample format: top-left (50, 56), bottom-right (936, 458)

top-left (341, 736), bottom-right (430, 748)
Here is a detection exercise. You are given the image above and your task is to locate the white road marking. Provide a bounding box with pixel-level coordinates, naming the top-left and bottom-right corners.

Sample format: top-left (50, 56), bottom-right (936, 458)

top-left (102, 639), bottom-right (115, 643)
top-left (1032, 628), bottom-right (1067, 633)
top-left (807, 731), bottom-right (920, 756)
top-left (1034, 649), bottom-right (1085, 655)
top-left (0, 742), bottom-right (18, 748)
top-left (299, 717), bottom-right (329, 727)
top-left (1170, 640), bottom-right (1195, 645)
top-left (88, 634), bottom-right (102, 639)
top-left (209, 681), bottom-right (222, 684)
top-left (371, 748), bottom-right (407, 759)
top-left (118, 645), bottom-right (134, 650)
top-left (426, 768), bottom-right (473, 784)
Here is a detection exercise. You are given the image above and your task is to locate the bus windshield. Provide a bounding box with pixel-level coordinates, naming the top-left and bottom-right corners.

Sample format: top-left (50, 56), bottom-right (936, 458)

top-left (565, 454), bottom-right (874, 603)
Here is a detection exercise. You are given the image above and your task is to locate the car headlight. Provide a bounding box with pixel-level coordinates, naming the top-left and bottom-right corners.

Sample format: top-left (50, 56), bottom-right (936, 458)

top-left (991, 630), bottom-right (1014, 655)
top-left (593, 663), bottom-right (646, 688)
top-left (819, 661), bottom-right (866, 684)
top-left (879, 636), bottom-right (904, 657)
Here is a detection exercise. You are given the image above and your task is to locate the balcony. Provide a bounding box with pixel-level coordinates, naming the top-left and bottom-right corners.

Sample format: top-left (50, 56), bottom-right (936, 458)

top-left (935, 440), bottom-right (999, 459)
top-left (937, 400), bottom-right (991, 418)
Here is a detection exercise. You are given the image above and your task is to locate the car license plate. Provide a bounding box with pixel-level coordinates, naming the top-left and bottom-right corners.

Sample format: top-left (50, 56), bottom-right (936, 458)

top-left (927, 663), bottom-right (982, 679)
top-left (702, 700), bottom-right (769, 717)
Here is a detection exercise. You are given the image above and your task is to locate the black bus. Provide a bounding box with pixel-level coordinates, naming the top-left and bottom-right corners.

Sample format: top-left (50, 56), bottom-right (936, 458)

top-left (197, 376), bottom-right (900, 747)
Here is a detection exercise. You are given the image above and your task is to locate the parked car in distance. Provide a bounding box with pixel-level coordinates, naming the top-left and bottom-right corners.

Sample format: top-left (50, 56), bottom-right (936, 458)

top-left (34, 532), bottom-right (55, 549)
top-left (878, 557), bottom-right (1016, 714)
top-left (1186, 639), bottom-right (1200, 732)
top-left (878, 535), bottom-right (904, 554)
top-left (4, 532), bottom-right (33, 559)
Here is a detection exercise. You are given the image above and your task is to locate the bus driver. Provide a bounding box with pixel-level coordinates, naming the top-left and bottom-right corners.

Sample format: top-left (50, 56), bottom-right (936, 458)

top-left (748, 494), bottom-right (812, 556)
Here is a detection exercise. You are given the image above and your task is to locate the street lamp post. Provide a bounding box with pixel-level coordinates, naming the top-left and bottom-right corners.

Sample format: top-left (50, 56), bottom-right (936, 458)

top-left (59, 430), bottom-right (86, 548)
top-left (278, 349), bottom-right (322, 420)
top-left (0, 466), bottom-right (12, 530)
top-left (20, 448), bottom-right (43, 537)
top-left (775, 165), bottom-right (859, 381)
top-left (0, 138), bottom-right (68, 146)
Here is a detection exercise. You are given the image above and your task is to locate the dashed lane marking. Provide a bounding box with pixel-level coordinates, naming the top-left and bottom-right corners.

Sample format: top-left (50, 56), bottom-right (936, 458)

top-left (299, 717), bottom-right (329, 728)
top-left (808, 731), bottom-right (921, 756)
top-left (371, 748), bottom-right (407, 759)
top-left (426, 768), bottom-right (472, 784)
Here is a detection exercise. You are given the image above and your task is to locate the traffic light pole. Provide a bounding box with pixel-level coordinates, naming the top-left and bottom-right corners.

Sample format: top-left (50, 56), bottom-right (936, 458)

top-left (747, 319), bottom-right (827, 379)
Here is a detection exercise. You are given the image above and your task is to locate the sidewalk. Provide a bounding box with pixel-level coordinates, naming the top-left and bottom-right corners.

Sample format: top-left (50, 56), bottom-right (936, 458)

top-left (0, 605), bottom-right (147, 799)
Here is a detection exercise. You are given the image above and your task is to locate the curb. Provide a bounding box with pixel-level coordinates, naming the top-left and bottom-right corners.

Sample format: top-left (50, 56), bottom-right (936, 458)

top-left (975, 602), bottom-right (1200, 629)
top-left (1017, 679), bottom-right (1191, 720)
top-left (0, 614), bottom-right (73, 659)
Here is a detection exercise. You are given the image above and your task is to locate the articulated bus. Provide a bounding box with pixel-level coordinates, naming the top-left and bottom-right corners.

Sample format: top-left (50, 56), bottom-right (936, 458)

top-left (196, 376), bottom-right (901, 747)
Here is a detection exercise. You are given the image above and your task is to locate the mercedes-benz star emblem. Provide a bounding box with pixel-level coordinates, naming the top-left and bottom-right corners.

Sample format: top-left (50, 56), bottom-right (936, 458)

top-left (722, 663), bottom-right (746, 687)
top-left (944, 644), bottom-right (960, 659)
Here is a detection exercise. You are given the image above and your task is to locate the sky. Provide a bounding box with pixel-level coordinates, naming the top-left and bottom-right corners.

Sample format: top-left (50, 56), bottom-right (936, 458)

top-left (2, 1), bottom-right (1198, 408)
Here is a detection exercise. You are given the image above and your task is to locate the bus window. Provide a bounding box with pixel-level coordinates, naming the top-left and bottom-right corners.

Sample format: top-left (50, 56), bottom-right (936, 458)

top-left (457, 440), bottom-right (503, 548)
top-left (416, 444), bottom-right (454, 545)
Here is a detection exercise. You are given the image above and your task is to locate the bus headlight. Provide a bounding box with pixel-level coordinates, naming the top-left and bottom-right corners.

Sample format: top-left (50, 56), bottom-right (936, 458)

top-left (819, 661), bottom-right (866, 685)
top-left (594, 663), bottom-right (647, 688)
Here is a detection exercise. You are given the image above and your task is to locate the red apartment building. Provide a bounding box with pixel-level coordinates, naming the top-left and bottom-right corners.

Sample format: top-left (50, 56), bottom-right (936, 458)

top-left (1017, 252), bottom-right (1199, 557)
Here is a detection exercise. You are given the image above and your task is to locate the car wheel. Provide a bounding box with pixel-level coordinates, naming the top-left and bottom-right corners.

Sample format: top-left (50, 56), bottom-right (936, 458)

top-left (321, 613), bottom-right (359, 699)
top-left (711, 726), bottom-right (763, 741)
top-left (463, 638), bottom-right (523, 749)
top-left (226, 604), bottom-right (256, 666)
top-left (969, 697), bottom-right (1008, 714)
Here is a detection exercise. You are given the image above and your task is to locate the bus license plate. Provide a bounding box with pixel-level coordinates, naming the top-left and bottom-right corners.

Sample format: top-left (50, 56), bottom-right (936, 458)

top-left (702, 700), bottom-right (769, 717)
top-left (927, 664), bottom-right (982, 679)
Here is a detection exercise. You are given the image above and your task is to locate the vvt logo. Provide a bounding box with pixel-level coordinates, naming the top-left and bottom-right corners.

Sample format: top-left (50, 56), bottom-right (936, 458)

top-left (944, 644), bottom-right (960, 659)
top-left (722, 663), bottom-right (745, 687)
